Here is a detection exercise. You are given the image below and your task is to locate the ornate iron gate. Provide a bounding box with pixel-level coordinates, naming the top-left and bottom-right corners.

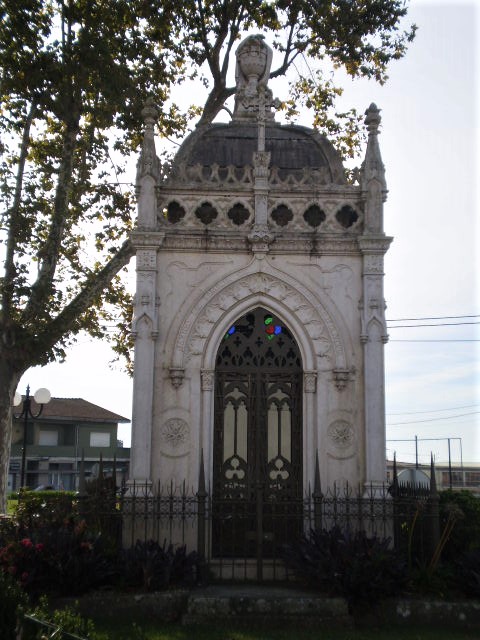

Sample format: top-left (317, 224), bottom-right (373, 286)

top-left (213, 308), bottom-right (303, 573)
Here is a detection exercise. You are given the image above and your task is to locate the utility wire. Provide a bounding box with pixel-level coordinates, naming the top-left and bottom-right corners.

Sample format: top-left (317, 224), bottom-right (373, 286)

top-left (386, 314), bottom-right (480, 322)
top-left (387, 404), bottom-right (480, 416)
top-left (388, 321), bottom-right (480, 328)
top-left (387, 411), bottom-right (480, 426)
top-left (389, 339), bottom-right (479, 342)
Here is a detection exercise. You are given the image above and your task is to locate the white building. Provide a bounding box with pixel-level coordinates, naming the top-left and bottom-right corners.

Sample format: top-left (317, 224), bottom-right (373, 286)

top-left (129, 36), bottom-right (391, 516)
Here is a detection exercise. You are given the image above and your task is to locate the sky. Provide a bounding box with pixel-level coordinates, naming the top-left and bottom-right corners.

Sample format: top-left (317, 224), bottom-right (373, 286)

top-left (17, 1), bottom-right (479, 466)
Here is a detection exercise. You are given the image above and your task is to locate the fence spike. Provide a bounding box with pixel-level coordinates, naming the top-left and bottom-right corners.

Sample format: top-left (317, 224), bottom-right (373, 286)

top-left (313, 449), bottom-right (322, 497)
top-left (78, 449), bottom-right (87, 496)
top-left (430, 453), bottom-right (438, 495)
top-left (198, 448), bottom-right (206, 496)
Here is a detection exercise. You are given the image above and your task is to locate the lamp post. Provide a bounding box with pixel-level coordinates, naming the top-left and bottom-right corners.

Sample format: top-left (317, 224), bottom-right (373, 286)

top-left (13, 385), bottom-right (51, 488)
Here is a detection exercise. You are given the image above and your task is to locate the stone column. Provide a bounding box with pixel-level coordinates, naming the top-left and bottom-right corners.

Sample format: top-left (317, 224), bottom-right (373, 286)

top-left (129, 244), bottom-right (160, 488)
top-left (200, 369), bottom-right (215, 489)
top-left (303, 371), bottom-right (317, 491)
top-left (359, 239), bottom-right (391, 490)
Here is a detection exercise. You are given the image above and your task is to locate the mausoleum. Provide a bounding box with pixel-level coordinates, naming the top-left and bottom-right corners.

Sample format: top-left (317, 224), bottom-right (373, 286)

top-left (129, 35), bottom-right (391, 517)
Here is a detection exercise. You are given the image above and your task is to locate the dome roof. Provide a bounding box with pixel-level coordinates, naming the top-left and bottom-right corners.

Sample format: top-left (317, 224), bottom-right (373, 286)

top-left (172, 121), bottom-right (346, 184)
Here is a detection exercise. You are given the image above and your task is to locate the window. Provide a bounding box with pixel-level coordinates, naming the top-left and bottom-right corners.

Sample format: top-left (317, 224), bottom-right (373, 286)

top-left (195, 201), bottom-right (218, 225)
top-left (335, 205), bottom-right (359, 228)
top-left (90, 432), bottom-right (110, 447)
top-left (38, 430), bottom-right (58, 446)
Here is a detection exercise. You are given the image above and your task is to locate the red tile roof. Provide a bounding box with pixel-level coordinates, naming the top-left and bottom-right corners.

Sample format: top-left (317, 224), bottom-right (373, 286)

top-left (14, 397), bottom-right (129, 424)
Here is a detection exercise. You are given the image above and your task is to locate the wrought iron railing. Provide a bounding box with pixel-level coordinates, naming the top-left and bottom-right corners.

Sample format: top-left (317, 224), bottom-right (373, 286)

top-left (73, 454), bottom-right (441, 582)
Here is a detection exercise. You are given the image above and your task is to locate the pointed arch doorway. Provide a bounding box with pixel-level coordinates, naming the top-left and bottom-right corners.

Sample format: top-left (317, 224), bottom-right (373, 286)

top-left (212, 307), bottom-right (303, 574)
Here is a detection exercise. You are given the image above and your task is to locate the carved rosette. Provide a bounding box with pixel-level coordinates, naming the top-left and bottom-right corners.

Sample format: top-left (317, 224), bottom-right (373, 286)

top-left (328, 420), bottom-right (356, 459)
top-left (160, 418), bottom-right (189, 454)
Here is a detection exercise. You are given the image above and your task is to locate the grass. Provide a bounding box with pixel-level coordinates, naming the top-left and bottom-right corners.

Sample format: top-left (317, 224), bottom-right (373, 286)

top-left (93, 620), bottom-right (479, 640)
top-left (6, 499), bottom-right (17, 515)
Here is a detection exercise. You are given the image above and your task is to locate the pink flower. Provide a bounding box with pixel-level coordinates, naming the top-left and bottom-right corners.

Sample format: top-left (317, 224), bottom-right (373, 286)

top-left (20, 538), bottom-right (33, 549)
top-left (21, 571), bottom-right (29, 582)
top-left (35, 543), bottom-right (44, 552)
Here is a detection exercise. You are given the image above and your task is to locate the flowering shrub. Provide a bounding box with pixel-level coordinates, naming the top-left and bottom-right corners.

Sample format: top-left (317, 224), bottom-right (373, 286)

top-left (0, 519), bottom-right (116, 596)
top-left (0, 537), bottom-right (49, 593)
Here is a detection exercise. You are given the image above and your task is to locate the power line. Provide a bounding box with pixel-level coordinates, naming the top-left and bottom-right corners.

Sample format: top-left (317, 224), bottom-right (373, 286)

top-left (387, 404), bottom-right (480, 416)
top-left (387, 411), bottom-right (480, 426)
top-left (389, 339), bottom-right (480, 342)
top-left (388, 321), bottom-right (480, 328)
top-left (386, 314), bottom-right (480, 322)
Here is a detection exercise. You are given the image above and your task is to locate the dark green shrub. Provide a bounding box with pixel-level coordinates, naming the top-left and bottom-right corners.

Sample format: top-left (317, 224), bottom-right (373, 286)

top-left (44, 521), bottom-right (117, 595)
top-left (0, 514), bottom-right (17, 547)
top-left (0, 568), bottom-right (27, 640)
top-left (455, 549), bottom-right (480, 598)
top-left (122, 540), bottom-right (199, 591)
top-left (439, 490), bottom-right (480, 559)
top-left (15, 489), bottom-right (77, 538)
top-left (282, 527), bottom-right (408, 610)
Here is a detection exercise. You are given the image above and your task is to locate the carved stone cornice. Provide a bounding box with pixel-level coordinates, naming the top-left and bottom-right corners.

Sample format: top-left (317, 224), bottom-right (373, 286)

top-left (158, 232), bottom-right (363, 256)
top-left (358, 235), bottom-right (393, 254)
top-left (130, 230), bottom-right (165, 250)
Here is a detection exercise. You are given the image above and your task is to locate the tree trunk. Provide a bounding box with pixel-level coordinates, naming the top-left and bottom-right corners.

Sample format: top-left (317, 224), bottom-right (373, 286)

top-left (0, 353), bottom-right (22, 513)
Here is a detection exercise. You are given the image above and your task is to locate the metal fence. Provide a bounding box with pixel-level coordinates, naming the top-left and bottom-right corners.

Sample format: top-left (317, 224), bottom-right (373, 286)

top-left (76, 455), bottom-right (441, 582)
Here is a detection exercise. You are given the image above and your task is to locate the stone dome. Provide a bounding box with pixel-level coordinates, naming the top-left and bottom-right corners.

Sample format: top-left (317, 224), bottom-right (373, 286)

top-left (172, 121), bottom-right (346, 184)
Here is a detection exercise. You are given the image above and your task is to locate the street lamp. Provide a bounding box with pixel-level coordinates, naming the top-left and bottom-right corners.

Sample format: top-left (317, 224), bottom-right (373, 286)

top-left (13, 385), bottom-right (51, 488)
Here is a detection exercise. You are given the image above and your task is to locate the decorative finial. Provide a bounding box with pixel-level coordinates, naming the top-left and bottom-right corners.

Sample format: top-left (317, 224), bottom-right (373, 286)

top-left (141, 97), bottom-right (159, 127)
top-left (364, 103), bottom-right (381, 134)
top-left (232, 35), bottom-right (278, 124)
top-left (236, 34), bottom-right (271, 96)
top-left (137, 97), bottom-right (160, 182)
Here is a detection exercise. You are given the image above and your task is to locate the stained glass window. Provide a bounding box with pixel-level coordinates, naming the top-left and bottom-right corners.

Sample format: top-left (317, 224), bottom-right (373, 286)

top-left (224, 311), bottom-right (284, 342)
top-left (218, 308), bottom-right (301, 370)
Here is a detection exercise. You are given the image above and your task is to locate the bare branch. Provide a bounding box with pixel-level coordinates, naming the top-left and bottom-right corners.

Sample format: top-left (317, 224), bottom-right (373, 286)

top-left (29, 237), bottom-right (135, 363)
top-left (21, 120), bottom-right (80, 325)
top-left (1, 100), bottom-right (37, 320)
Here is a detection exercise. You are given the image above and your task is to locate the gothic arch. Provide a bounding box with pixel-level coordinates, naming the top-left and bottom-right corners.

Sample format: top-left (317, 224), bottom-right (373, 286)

top-left (168, 268), bottom-right (350, 373)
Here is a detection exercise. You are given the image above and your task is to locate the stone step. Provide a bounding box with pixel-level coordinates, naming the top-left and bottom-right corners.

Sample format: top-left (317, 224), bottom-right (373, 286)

top-left (182, 585), bottom-right (353, 629)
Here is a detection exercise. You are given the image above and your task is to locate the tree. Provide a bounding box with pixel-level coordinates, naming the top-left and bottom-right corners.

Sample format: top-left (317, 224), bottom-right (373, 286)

top-left (0, 0), bottom-right (415, 511)
top-left (0, 0), bottom-right (190, 509)
top-left (168, 0), bottom-right (416, 155)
